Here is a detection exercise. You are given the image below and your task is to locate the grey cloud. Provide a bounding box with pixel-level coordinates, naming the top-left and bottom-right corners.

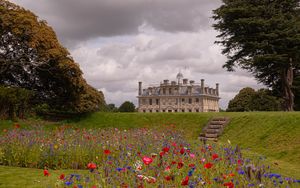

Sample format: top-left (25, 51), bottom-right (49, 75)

top-left (10, 0), bottom-right (221, 46)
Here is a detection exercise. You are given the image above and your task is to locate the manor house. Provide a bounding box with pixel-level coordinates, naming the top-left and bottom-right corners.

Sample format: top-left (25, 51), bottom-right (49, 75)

top-left (137, 73), bottom-right (220, 113)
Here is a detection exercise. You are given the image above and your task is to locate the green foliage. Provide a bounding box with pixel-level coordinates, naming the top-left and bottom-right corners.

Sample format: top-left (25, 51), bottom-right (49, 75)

top-left (0, 86), bottom-right (33, 119)
top-left (106, 103), bottom-right (119, 112)
top-left (227, 87), bottom-right (256, 112)
top-left (213, 0), bottom-right (300, 111)
top-left (118, 101), bottom-right (135, 112)
top-left (249, 89), bottom-right (282, 111)
top-left (0, 0), bottom-right (105, 114)
top-left (227, 87), bottom-right (281, 111)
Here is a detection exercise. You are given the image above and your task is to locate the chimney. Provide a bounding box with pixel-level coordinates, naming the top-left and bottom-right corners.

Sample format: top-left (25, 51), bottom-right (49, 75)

top-left (190, 80), bottom-right (195, 85)
top-left (204, 87), bottom-right (208, 94)
top-left (201, 79), bottom-right (205, 93)
top-left (216, 83), bottom-right (219, 96)
top-left (163, 80), bottom-right (169, 85)
top-left (183, 78), bottom-right (188, 85)
top-left (138, 82), bottom-right (142, 95)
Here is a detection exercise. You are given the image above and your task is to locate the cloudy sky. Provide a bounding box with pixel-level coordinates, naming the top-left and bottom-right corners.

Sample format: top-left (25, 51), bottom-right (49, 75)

top-left (10, 0), bottom-right (263, 109)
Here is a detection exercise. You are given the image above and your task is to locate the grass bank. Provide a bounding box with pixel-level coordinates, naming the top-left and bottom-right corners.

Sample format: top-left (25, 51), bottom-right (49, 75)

top-left (0, 112), bottom-right (299, 178)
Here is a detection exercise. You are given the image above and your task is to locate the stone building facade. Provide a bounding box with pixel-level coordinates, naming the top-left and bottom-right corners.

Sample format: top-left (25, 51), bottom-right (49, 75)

top-left (137, 73), bottom-right (220, 113)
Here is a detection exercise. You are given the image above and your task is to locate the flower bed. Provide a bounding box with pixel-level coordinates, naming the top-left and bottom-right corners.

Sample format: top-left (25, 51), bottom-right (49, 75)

top-left (0, 124), bottom-right (299, 187)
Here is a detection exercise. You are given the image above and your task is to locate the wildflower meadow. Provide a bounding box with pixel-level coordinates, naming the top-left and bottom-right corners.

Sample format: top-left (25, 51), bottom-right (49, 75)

top-left (0, 123), bottom-right (299, 187)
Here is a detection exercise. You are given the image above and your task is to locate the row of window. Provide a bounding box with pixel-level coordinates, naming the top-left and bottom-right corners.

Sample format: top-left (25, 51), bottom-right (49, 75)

top-left (142, 109), bottom-right (201, 113)
top-left (142, 98), bottom-right (200, 105)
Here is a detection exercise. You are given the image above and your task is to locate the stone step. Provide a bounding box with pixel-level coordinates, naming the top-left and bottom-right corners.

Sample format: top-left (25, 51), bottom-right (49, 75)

top-left (205, 133), bottom-right (218, 138)
top-left (210, 121), bottom-right (225, 125)
top-left (208, 124), bottom-right (223, 129)
top-left (206, 128), bottom-right (222, 134)
top-left (199, 136), bottom-right (218, 142)
top-left (212, 117), bottom-right (227, 121)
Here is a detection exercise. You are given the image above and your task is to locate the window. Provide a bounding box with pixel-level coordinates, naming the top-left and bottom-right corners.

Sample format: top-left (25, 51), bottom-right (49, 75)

top-left (196, 109), bottom-right (199, 112)
top-left (189, 98), bottom-right (192, 104)
top-left (196, 98), bottom-right (199, 103)
top-left (182, 109), bottom-right (185, 112)
top-left (163, 88), bottom-right (166, 95)
top-left (156, 110), bottom-right (159, 112)
top-left (142, 99), bottom-right (146, 105)
top-left (182, 98), bottom-right (185, 102)
top-left (149, 110), bottom-right (152, 113)
top-left (169, 88), bottom-right (172, 95)
top-left (149, 99), bottom-right (152, 105)
top-left (189, 109), bottom-right (192, 112)
top-left (143, 110), bottom-right (146, 113)
top-left (175, 109), bottom-right (178, 112)
top-left (156, 99), bottom-right (159, 105)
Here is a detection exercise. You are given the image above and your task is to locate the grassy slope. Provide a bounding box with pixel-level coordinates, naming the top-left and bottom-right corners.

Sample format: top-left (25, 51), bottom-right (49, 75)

top-left (0, 112), bottom-right (299, 186)
top-left (0, 165), bottom-right (85, 188)
top-left (218, 112), bottom-right (300, 177)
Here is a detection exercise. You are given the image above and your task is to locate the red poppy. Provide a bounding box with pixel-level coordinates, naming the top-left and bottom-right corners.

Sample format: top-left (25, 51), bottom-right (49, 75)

top-left (171, 161), bottom-right (177, 165)
top-left (162, 147), bottom-right (170, 152)
top-left (188, 164), bottom-right (195, 168)
top-left (228, 173), bottom-right (235, 177)
top-left (180, 148), bottom-right (185, 154)
top-left (204, 162), bottom-right (213, 169)
top-left (159, 151), bottom-right (166, 157)
top-left (59, 174), bottom-right (65, 180)
top-left (237, 159), bottom-right (243, 165)
top-left (43, 169), bottom-right (50, 176)
top-left (104, 149), bottom-right (111, 155)
top-left (87, 163), bottom-right (97, 169)
top-left (165, 176), bottom-right (171, 181)
top-left (177, 161), bottom-right (184, 169)
top-left (14, 123), bottom-right (20, 129)
top-left (212, 153), bottom-right (219, 160)
top-left (142, 156), bottom-right (153, 165)
top-left (172, 142), bottom-right (177, 147)
top-left (207, 145), bottom-right (212, 150)
top-left (181, 176), bottom-right (189, 186)
top-left (223, 182), bottom-right (234, 188)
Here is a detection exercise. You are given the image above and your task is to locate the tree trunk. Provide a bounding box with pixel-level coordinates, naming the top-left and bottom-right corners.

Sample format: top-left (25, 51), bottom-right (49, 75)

top-left (282, 61), bottom-right (294, 111)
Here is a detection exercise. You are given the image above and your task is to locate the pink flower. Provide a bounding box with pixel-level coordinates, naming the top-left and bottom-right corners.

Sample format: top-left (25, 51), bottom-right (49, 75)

top-left (142, 156), bottom-right (153, 165)
top-left (189, 153), bottom-right (195, 159)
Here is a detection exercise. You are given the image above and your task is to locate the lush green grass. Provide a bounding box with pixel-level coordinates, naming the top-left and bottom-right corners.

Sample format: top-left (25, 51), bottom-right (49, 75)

top-left (0, 111), bottom-right (300, 186)
top-left (0, 165), bottom-right (85, 188)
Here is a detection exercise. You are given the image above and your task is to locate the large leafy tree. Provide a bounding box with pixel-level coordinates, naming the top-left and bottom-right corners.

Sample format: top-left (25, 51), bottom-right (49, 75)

top-left (0, 0), bottom-right (105, 113)
top-left (227, 87), bottom-right (281, 111)
top-left (213, 0), bottom-right (300, 111)
top-left (119, 101), bottom-right (136, 112)
top-left (227, 87), bottom-right (256, 111)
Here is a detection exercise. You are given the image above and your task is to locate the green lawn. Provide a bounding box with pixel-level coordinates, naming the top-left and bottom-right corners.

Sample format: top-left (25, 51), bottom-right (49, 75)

top-left (0, 111), bottom-right (299, 187)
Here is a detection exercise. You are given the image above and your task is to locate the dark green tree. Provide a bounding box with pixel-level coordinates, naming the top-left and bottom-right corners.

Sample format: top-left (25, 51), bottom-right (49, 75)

top-left (227, 87), bottom-right (281, 111)
top-left (118, 101), bottom-right (136, 112)
top-left (249, 89), bottom-right (281, 111)
top-left (227, 87), bottom-right (256, 111)
top-left (106, 103), bottom-right (119, 112)
top-left (0, 0), bottom-right (105, 114)
top-left (213, 0), bottom-right (300, 111)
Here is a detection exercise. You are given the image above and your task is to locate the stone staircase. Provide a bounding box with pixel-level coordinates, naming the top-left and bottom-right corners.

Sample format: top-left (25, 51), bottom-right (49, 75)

top-left (199, 117), bottom-right (230, 142)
